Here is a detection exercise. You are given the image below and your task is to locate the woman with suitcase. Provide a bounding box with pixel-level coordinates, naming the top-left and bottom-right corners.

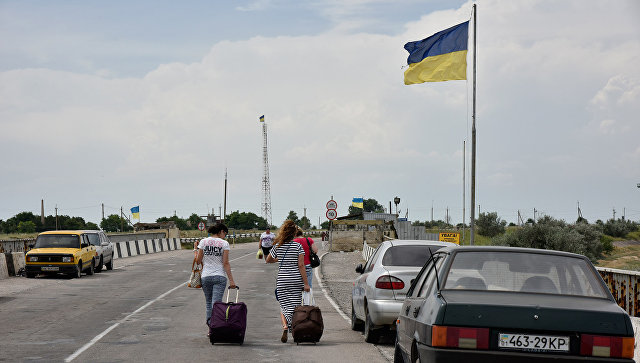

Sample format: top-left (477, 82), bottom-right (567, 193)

top-left (266, 220), bottom-right (310, 343)
top-left (195, 223), bottom-right (236, 330)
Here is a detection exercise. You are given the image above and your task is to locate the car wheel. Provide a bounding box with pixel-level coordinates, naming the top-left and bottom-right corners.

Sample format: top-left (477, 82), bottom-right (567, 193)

top-left (394, 342), bottom-right (405, 363)
top-left (73, 262), bottom-right (82, 278)
top-left (351, 303), bottom-right (364, 331)
top-left (411, 341), bottom-right (421, 363)
top-left (106, 254), bottom-right (113, 270)
top-left (95, 256), bottom-right (103, 273)
top-left (364, 308), bottom-right (380, 344)
top-left (87, 259), bottom-right (95, 275)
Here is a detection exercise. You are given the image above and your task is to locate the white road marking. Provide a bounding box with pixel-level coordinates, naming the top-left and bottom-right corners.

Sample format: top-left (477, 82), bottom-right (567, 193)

top-left (315, 252), bottom-right (350, 323)
top-left (64, 251), bottom-right (254, 362)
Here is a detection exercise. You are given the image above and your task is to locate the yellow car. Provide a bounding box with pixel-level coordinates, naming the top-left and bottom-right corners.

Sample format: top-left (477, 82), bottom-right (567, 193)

top-left (25, 230), bottom-right (98, 278)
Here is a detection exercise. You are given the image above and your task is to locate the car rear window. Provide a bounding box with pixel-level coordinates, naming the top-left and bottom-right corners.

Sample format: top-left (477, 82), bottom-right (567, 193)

top-left (444, 251), bottom-right (608, 298)
top-left (35, 235), bottom-right (81, 249)
top-left (381, 245), bottom-right (445, 267)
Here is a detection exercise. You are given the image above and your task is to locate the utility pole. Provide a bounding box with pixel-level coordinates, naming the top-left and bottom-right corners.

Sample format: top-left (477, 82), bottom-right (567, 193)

top-left (41, 199), bottom-right (45, 225)
top-left (120, 207), bottom-right (124, 232)
top-left (55, 205), bottom-right (58, 230)
top-left (534, 208), bottom-right (537, 222)
top-left (431, 201), bottom-right (434, 222)
top-left (223, 169), bottom-right (228, 222)
top-left (102, 203), bottom-right (105, 220)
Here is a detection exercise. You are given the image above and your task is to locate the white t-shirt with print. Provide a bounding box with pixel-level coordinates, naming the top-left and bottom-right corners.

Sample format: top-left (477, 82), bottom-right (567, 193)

top-left (260, 232), bottom-right (275, 247)
top-left (198, 237), bottom-right (230, 278)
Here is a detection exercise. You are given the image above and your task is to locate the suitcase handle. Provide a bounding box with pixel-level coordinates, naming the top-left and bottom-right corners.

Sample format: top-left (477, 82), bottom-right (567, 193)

top-left (226, 286), bottom-right (240, 303)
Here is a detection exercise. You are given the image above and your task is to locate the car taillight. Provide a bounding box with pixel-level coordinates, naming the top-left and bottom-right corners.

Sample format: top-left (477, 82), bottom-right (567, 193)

top-left (432, 325), bottom-right (490, 350)
top-left (580, 334), bottom-right (634, 358)
top-left (375, 275), bottom-right (404, 290)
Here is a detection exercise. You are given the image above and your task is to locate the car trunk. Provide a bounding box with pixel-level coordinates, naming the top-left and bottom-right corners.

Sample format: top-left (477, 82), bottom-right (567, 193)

top-left (382, 266), bottom-right (421, 300)
top-left (439, 290), bottom-right (633, 336)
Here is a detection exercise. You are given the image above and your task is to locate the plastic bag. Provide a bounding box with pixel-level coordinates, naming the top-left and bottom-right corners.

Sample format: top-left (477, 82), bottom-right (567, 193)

top-left (257, 249), bottom-right (264, 259)
top-left (302, 289), bottom-right (315, 306)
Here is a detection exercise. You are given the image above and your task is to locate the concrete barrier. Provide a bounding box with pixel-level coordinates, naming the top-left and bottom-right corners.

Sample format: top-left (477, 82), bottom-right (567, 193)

top-left (632, 317), bottom-right (639, 362)
top-left (11, 252), bottom-right (25, 273)
top-left (112, 238), bottom-right (183, 260)
top-left (0, 255), bottom-right (8, 279)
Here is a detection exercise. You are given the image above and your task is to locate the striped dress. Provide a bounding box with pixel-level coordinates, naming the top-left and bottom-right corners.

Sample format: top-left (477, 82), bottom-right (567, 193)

top-left (270, 241), bottom-right (305, 330)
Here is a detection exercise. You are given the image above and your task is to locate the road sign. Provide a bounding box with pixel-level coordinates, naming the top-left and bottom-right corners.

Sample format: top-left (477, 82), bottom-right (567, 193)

top-left (326, 209), bottom-right (337, 220)
top-left (439, 232), bottom-right (460, 244)
top-left (326, 200), bottom-right (337, 210)
top-left (197, 221), bottom-right (205, 231)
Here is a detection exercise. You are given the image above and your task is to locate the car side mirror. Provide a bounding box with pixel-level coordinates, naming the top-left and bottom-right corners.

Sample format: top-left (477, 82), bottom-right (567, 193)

top-left (101, 242), bottom-right (109, 247)
top-left (355, 264), bottom-right (364, 274)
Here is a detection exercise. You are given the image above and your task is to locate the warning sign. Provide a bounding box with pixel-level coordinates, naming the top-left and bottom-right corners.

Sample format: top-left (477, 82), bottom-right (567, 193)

top-left (439, 232), bottom-right (460, 244)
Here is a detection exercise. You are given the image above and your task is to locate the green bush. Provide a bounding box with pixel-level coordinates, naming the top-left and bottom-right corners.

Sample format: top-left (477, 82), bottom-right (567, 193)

top-left (476, 212), bottom-right (507, 237)
top-left (602, 218), bottom-right (638, 237)
top-left (492, 216), bottom-right (604, 262)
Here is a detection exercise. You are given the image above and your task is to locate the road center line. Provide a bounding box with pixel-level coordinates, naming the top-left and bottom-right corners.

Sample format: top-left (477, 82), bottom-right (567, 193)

top-left (64, 250), bottom-right (254, 362)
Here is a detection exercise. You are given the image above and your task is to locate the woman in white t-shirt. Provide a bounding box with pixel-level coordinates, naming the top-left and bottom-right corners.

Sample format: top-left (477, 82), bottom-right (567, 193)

top-left (195, 223), bottom-right (236, 326)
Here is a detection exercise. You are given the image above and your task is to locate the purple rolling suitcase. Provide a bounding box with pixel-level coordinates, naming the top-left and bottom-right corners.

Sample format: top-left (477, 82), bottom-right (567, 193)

top-left (209, 287), bottom-right (247, 345)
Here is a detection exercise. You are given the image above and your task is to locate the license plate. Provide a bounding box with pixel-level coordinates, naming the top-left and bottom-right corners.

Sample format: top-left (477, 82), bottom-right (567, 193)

top-left (41, 266), bottom-right (59, 271)
top-left (499, 333), bottom-right (569, 352)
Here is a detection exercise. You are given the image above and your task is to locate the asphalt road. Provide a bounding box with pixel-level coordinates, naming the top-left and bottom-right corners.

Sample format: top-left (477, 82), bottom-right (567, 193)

top-left (0, 242), bottom-right (388, 363)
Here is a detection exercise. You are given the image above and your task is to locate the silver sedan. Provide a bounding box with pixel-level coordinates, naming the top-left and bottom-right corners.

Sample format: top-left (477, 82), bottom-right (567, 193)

top-left (351, 239), bottom-right (456, 343)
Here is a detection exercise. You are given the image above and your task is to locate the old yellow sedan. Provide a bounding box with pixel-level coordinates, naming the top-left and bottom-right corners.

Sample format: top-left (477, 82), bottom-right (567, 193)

top-left (25, 230), bottom-right (97, 278)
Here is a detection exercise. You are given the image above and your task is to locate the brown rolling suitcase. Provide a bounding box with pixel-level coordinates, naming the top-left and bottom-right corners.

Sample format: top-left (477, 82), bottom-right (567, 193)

top-left (291, 301), bottom-right (324, 344)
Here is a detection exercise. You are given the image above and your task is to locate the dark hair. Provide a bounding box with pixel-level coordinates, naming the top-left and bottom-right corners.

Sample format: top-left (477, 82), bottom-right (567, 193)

top-left (274, 220), bottom-right (297, 247)
top-left (295, 227), bottom-right (303, 237)
top-left (208, 223), bottom-right (228, 235)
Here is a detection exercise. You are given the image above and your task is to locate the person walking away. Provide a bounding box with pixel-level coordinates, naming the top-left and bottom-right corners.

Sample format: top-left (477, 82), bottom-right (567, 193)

top-left (196, 223), bottom-right (236, 333)
top-left (293, 227), bottom-right (318, 288)
top-left (259, 227), bottom-right (275, 262)
top-left (265, 220), bottom-right (310, 343)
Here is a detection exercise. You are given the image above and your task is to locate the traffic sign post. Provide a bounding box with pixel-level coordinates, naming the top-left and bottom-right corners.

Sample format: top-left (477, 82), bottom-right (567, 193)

top-left (198, 221), bottom-right (205, 238)
top-left (326, 209), bottom-right (337, 220)
top-left (326, 198), bottom-right (338, 251)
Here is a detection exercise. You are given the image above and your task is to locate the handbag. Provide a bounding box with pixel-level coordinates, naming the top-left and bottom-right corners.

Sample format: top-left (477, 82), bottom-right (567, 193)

top-left (306, 238), bottom-right (321, 268)
top-left (187, 257), bottom-right (202, 288)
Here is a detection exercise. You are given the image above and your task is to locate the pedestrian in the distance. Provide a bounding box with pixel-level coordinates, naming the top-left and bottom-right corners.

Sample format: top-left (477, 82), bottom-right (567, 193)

top-left (294, 227), bottom-right (318, 288)
top-left (265, 220), bottom-right (310, 343)
top-left (196, 223), bottom-right (236, 333)
top-left (259, 227), bottom-right (275, 262)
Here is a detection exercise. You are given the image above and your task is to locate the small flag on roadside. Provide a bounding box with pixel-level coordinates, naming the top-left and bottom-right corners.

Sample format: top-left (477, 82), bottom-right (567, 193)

top-left (131, 206), bottom-right (140, 220)
top-left (404, 21), bottom-right (469, 84)
top-left (352, 198), bottom-right (364, 209)
top-left (259, 115), bottom-right (265, 122)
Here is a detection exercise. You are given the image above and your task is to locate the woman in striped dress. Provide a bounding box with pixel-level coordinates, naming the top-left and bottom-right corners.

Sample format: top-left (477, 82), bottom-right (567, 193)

top-left (266, 220), bottom-right (310, 343)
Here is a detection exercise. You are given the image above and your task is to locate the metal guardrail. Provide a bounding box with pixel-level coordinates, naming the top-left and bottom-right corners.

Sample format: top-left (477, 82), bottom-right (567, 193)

top-left (596, 266), bottom-right (640, 317)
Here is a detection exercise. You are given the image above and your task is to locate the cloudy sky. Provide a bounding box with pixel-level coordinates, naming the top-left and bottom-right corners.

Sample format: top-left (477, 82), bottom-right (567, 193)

top-left (1, 0), bottom-right (639, 227)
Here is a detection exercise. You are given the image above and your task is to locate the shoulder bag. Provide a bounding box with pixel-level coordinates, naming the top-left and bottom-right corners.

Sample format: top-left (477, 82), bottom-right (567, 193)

top-left (306, 238), bottom-right (321, 268)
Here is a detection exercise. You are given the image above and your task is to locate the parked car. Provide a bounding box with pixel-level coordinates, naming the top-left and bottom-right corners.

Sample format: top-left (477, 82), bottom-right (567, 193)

top-left (25, 230), bottom-right (98, 278)
top-left (395, 246), bottom-right (635, 362)
top-left (83, 230), bottom-right (114, 272)
top-left (351, 239), bottom-right (456, 343)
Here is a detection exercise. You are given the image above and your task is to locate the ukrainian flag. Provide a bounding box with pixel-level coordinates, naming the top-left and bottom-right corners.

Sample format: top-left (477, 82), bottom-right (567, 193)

top-left (352, 198), bottom-right (364, 209)
top-left (404, 21), bottom-right (469, 84)
top-left (259, 115), bottom-right (265, 122)
top-left (131, 206), bottom-right (140, 220)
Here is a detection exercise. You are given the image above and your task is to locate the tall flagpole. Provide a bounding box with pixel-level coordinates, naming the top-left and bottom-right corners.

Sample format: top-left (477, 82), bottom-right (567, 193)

top-left (470, 4), bottom-right (477, 245)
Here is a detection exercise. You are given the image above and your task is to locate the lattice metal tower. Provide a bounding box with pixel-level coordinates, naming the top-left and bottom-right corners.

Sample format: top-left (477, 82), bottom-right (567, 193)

top-left (260, 115), bottom-right (272, 226)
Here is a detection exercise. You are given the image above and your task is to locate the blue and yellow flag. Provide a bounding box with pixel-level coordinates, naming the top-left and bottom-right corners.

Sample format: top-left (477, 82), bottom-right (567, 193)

top-left (130, 206), bottom-right (140, 220)
top-left (404, 21), bottom-right (468, 84)
top-left (259, 115), bottom-right (265, 122)
top-left (352, 198), bottom-right (364, 209)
